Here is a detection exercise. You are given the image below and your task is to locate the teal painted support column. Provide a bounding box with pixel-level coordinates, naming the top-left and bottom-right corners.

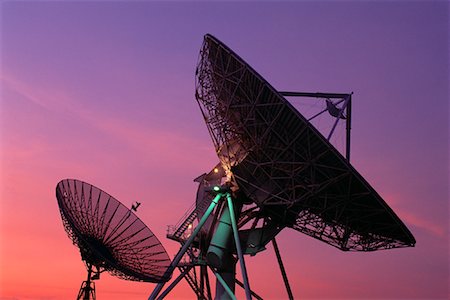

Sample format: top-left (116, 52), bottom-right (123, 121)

top-left (149, 193), bottom-right (222, 300)
top-left (226, 193), bottom-right (252, 300)
top-left (213, 269), bottom-right (237, 300)
top-left (206, 200), bottom-right (233, 270)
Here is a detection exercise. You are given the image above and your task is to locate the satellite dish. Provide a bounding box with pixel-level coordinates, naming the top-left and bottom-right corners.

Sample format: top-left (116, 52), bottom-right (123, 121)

top-left (195, 34), bottom-right (415, 252)
top-left (56, 179), bottom-right (171, 299)
top-left (148, 33), bottom-right (415, 300)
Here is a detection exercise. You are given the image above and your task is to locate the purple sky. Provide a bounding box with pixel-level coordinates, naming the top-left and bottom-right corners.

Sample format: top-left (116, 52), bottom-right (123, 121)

top-left (1, 1), bottom-right (448, 299)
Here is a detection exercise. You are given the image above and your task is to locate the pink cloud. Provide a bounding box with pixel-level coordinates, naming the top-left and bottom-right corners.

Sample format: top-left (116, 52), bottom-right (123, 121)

top-left (1, 74), bottom-right (216, 173)
top-left (398, 210), bottom-right (446, 238)
top-left (1, 75), bottom-right (74, 112)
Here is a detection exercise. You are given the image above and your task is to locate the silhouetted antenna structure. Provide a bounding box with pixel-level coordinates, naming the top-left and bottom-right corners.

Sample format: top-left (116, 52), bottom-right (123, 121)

top-left (197, 34), bottom-right (415, 251)
top-left (56, 179), bottom-right (171, 299)
top-left (148, 34), bottom-right (415, 300)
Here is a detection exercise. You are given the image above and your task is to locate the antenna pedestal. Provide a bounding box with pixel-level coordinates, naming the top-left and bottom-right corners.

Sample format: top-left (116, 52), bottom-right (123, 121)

top-left (207, 199), bottom-right (241, 299)
top-left (77, 281), bottom-right (96, 300)
top-left (149, 191), bottom-right (253, 300)
top-left (77, 265), bottom-right (96, 300)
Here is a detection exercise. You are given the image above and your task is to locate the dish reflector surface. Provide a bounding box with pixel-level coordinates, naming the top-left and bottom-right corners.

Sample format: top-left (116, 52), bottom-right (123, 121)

top-left (56, 179), bottom-right (171, 282)
top-left (195, 34), bottom-right (415, 251)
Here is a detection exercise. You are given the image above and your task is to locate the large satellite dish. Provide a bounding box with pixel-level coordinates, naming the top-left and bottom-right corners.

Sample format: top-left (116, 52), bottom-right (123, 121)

top-left (195, 34), bottom-right (415, 251)
top-left (56, 179), bottom-right (171, 299)
top-left (149, 34), bottom-right (415, 300)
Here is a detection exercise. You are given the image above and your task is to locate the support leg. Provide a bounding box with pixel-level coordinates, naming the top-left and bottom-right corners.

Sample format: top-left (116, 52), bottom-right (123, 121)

top-left (157, 266), bottom-right (193, 299)
top-left (78, 264), bottom-right (96, 300)
top-left (236, 280), bottom-right (263, 300)
top-left (203, 265), bottom-right (213, 300)
top-left (226, 194), bottom-right (252, 300)
top-left (149, 194), bottom-right (222, 300)
top-left (272, 238), bottom-right (294, 300)
top-left (211, 269), bottom-right (237, 300)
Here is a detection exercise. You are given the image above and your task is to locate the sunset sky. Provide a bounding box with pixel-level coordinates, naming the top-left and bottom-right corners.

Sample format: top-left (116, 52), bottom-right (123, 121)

top-left (0, 1), bottom-right (448, 300)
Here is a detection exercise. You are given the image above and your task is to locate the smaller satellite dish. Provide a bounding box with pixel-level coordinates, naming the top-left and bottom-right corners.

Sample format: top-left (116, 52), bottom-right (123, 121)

top-left (56, 179), bottom-right (171, 299)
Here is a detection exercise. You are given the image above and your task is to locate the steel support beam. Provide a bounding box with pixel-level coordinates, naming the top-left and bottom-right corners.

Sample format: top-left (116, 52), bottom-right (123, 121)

top-left (236, 280), bottom-right (264, 300)
top-left (157, 266), bottom-right (193, 299)
top-left (226, 193), bottom-right (252, 300)
top-left (272, 238), bottom-right (294, 300)
top-left (345, 94), bottom-right (352, 162)
top-left (149, 194), bottom-right (222, 300)
top-left (213, 270), bottom-right (237, 300)
top-left (279, 91), bottom-right (351, 99)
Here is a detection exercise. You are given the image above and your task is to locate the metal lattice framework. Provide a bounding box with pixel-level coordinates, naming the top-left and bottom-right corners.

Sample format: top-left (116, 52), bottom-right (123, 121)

top-left (56, 179), bottom-right (171, 283)
top-left (195, 34), bottom-right (415, 251)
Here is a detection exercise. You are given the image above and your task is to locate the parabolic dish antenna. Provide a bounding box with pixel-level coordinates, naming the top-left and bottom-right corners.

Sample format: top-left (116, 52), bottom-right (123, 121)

top-left (195, 34), bottom-right (415, 251)
top-left (56, 179), bottom-right (171, 299)
top-left (149, 33), bottom-right (416, 300)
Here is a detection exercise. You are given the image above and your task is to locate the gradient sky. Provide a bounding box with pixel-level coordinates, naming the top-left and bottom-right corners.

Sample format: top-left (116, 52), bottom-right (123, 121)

top-left (0, 1), bottom-right (448, 299)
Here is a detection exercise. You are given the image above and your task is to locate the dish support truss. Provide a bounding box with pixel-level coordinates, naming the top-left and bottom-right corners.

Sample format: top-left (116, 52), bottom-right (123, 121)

top-left (149, 189), bottom-right (293, 300)
top-left (77, 263), bottom-right (97, 300)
